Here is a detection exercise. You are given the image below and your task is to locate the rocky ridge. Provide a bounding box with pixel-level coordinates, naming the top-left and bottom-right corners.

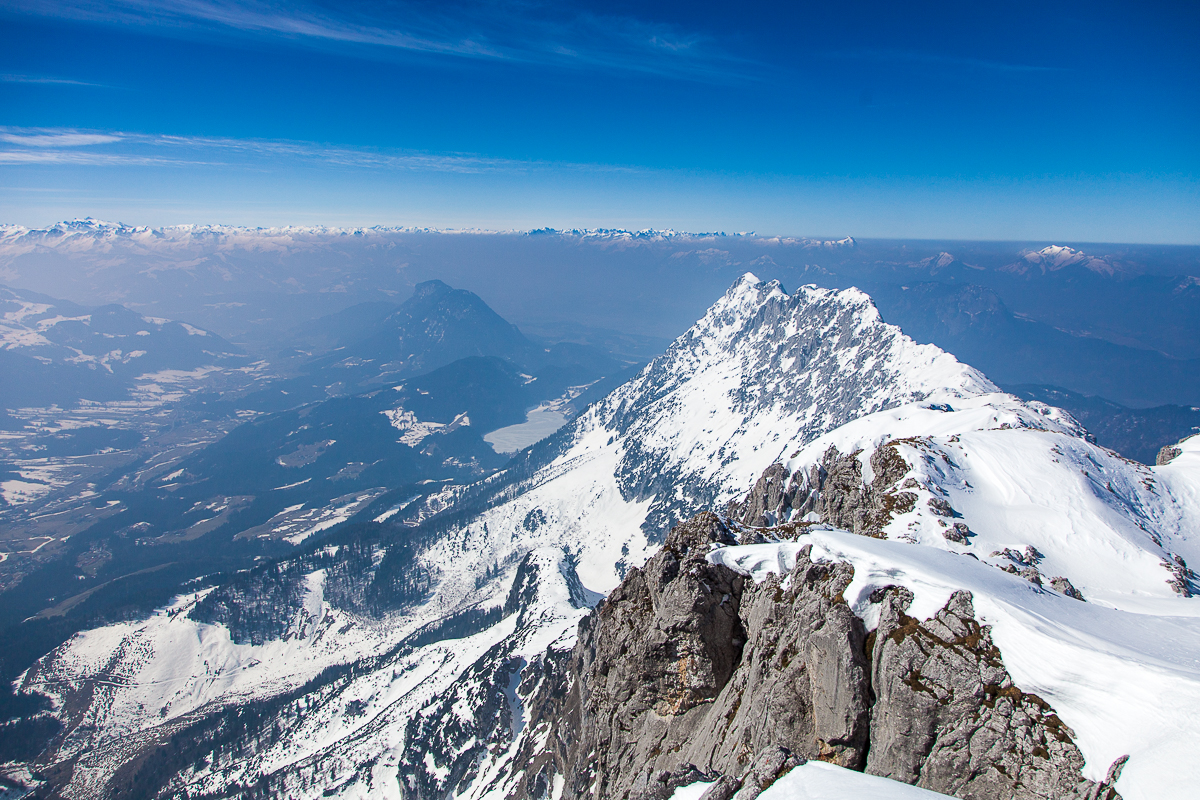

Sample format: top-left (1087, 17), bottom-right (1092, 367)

top-left (407, 273), bottom-right (998, 611)
top-left (9, 278), bottom-right (1200, 799)
top-left (502, 512), bottom-right (1124, 800)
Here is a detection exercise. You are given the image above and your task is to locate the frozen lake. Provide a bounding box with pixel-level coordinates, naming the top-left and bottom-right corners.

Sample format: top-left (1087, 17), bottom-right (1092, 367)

top-left (483, 409), bottom-right (568, 454)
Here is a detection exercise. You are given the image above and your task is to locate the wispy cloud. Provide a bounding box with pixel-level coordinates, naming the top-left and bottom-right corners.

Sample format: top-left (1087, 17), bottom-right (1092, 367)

top-left (3, 0), bottom-right (756, 82)
top-left (0, 150), bottom-right (190, 166)
top-left (1, 132), bottom-right (124, 147)
top-left (0, 126), bottom-right (641, 173)
top-left (0, 73), bottom-right (107, 86)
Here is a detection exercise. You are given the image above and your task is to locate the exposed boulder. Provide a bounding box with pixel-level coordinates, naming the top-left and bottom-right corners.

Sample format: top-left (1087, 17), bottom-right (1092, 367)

top-left (1156, 445), bottom-right (1182, 465)
top-left (511, 512), bottom-right (1126, 800)
top-left (1163, 554), bottom-right (1199, 597)
top-left (1049, 576), bottom-right (1085, 601)
top-left (943, 522), bottom-right (972, 544)
top-left (731, 746), bottom-right (806, 800)
top-left (868, 588), bottom-right (1117, 799)
top-left (729, 444), bottom-right (916, 536)
top-left (510, 513), bottom-right (872, 800)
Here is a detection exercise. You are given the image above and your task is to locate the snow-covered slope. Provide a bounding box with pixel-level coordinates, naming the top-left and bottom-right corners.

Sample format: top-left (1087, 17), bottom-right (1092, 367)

top-left (736, 395), bottom-right (1200, 608)
top-left (709, 514), bottom-right (1200, 800)
top-left (414, 273), bottom-right (995, 599)
top-left (19, 546), bottom-right (594, 800)
top-left (14, 275), bottom-right (1200, 800)
top-left (20, 573), bottom-right (395, 770)
top-left (672, 762), bottom-right (956, 800)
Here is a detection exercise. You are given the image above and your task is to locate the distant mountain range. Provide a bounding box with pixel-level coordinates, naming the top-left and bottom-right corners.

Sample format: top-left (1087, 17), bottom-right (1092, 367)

top-left (5, 274), bottom-right (1197, 799)
top-left (0, 278), bottom-right (638, 736)
top-left (869, 281), bottom-right (1200, 407)
top-left (0, 284), bottom-right (246, 408)
top-left (2, 220), bottom-right (1196, 407)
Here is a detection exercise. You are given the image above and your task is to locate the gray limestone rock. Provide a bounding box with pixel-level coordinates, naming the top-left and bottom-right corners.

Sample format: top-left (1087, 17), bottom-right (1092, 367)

top-left (867, 588), bottom-right (1119, 799)
top-left (733, 746), bottom-right (805, 800)
top-left (730, 443), bottom-right (916, 537)
top-left (509, 512), bottom-right (1124, 800)
top-left (991, 547), bottom-right (1047, 587)
top-left (1049, 576), bottom-right (1085, 601)
top-left (697, 775), bottom-right (741, 800)
top-left (943, 522), bottom-right (971, 544)
top-left (1156, 445), bottom-right (1182, 465)
top-left (927, 496), bottom-right (956, 517)
top-left (1163, 554), bottom-right (1199, 597)
top-left (509, 512), bottom-right (872, 800)
top-left (736, 463), bottom-right (792, 527)
top-left (628, 765), bottom-right (717, 800)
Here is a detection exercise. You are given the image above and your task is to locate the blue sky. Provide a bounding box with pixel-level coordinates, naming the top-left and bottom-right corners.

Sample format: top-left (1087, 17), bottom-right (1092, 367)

top-left (0, 0), bottom-right (1197, 241)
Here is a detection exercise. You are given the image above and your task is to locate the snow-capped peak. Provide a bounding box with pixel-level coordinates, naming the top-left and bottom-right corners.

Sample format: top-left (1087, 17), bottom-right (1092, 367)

top-left (17, 273), bottom-right (1200, 800)
top-left (0, 222), bottom-right (858, 253)
top-left (413, 275), bottom-right (997, 601)
top-left (1004, 245), bottom-right (1130, 276)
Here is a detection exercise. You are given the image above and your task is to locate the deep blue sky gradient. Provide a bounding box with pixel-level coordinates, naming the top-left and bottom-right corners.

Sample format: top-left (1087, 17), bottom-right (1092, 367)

top-left (1, 1), bottom-right (1197, 240)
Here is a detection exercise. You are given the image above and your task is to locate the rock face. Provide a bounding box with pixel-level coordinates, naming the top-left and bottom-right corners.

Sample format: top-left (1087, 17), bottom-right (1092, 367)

top-left (512, 512), bottom-right (1124, 800)
top-left (868, 588), bottom-right (1114, 799)
top-left (729, 443), bottom-right (916, 535)
top-left (509, 512), bottom-right (872, 800)
top-left (1157, 444), bottom-right (1183, 465)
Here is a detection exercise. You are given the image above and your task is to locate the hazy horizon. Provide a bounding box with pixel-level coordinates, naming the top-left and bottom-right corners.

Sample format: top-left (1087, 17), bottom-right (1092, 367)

top-left (7, 217), bottom-right (1200, 250)
top-left (2, 1), bottom-right (1197, 243)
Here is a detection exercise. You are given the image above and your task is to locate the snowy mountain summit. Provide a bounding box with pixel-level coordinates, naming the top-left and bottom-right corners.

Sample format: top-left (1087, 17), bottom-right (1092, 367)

top-left (1003, 244), bottom-right (1130, 276)
top-left (418, 273), bottom-right (998, 595)
top-left (13, 274), bottom-right (1200, 800)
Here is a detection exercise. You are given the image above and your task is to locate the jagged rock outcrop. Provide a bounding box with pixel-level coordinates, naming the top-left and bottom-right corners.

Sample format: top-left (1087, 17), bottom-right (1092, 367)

top-left (729, 443), bottom-right (916, 535)
top-left (511, 512), bottom-right (1125, 800)
top-left (1157, 444), bottom-right (1182, 465)
top-left (508, 512), bottom-right (872, 800)
top-left (1163, 553), bottom-right (1199, 597)
top-left (868, 587), bottom-right (1117, 799)
top-left (1049, 576), bottom-right (1085, 601)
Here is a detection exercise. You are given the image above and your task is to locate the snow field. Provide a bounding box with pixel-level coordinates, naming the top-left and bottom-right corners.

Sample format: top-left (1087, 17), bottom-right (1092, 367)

top-left (17, 275), bottom-right (1200, 798)
top-left (669, 762), bottom-right (957, 800)
top-left (710, 527), bottom-right (1200, 799)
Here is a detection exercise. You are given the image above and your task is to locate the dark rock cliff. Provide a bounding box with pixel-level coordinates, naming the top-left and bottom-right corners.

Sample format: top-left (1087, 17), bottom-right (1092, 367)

top-left (868, 587), bottom-right (1119, 799)
top-left (727, 444), bottom-right (916, 535)
top-left (509, 512), bottom-right (1124, 800)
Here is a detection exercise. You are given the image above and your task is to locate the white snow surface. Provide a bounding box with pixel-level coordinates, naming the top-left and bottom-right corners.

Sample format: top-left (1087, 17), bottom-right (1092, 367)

top-left (417, 273), bottom-right (996, 599)
top-left (710, 518), bottom-right (1200, 799)
top-left (745, 761), bottom-right (954, 799)
top-left (18, 275), bottom-right (1200, 799)
top-left (670, 762), bottom-right (956, 799)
